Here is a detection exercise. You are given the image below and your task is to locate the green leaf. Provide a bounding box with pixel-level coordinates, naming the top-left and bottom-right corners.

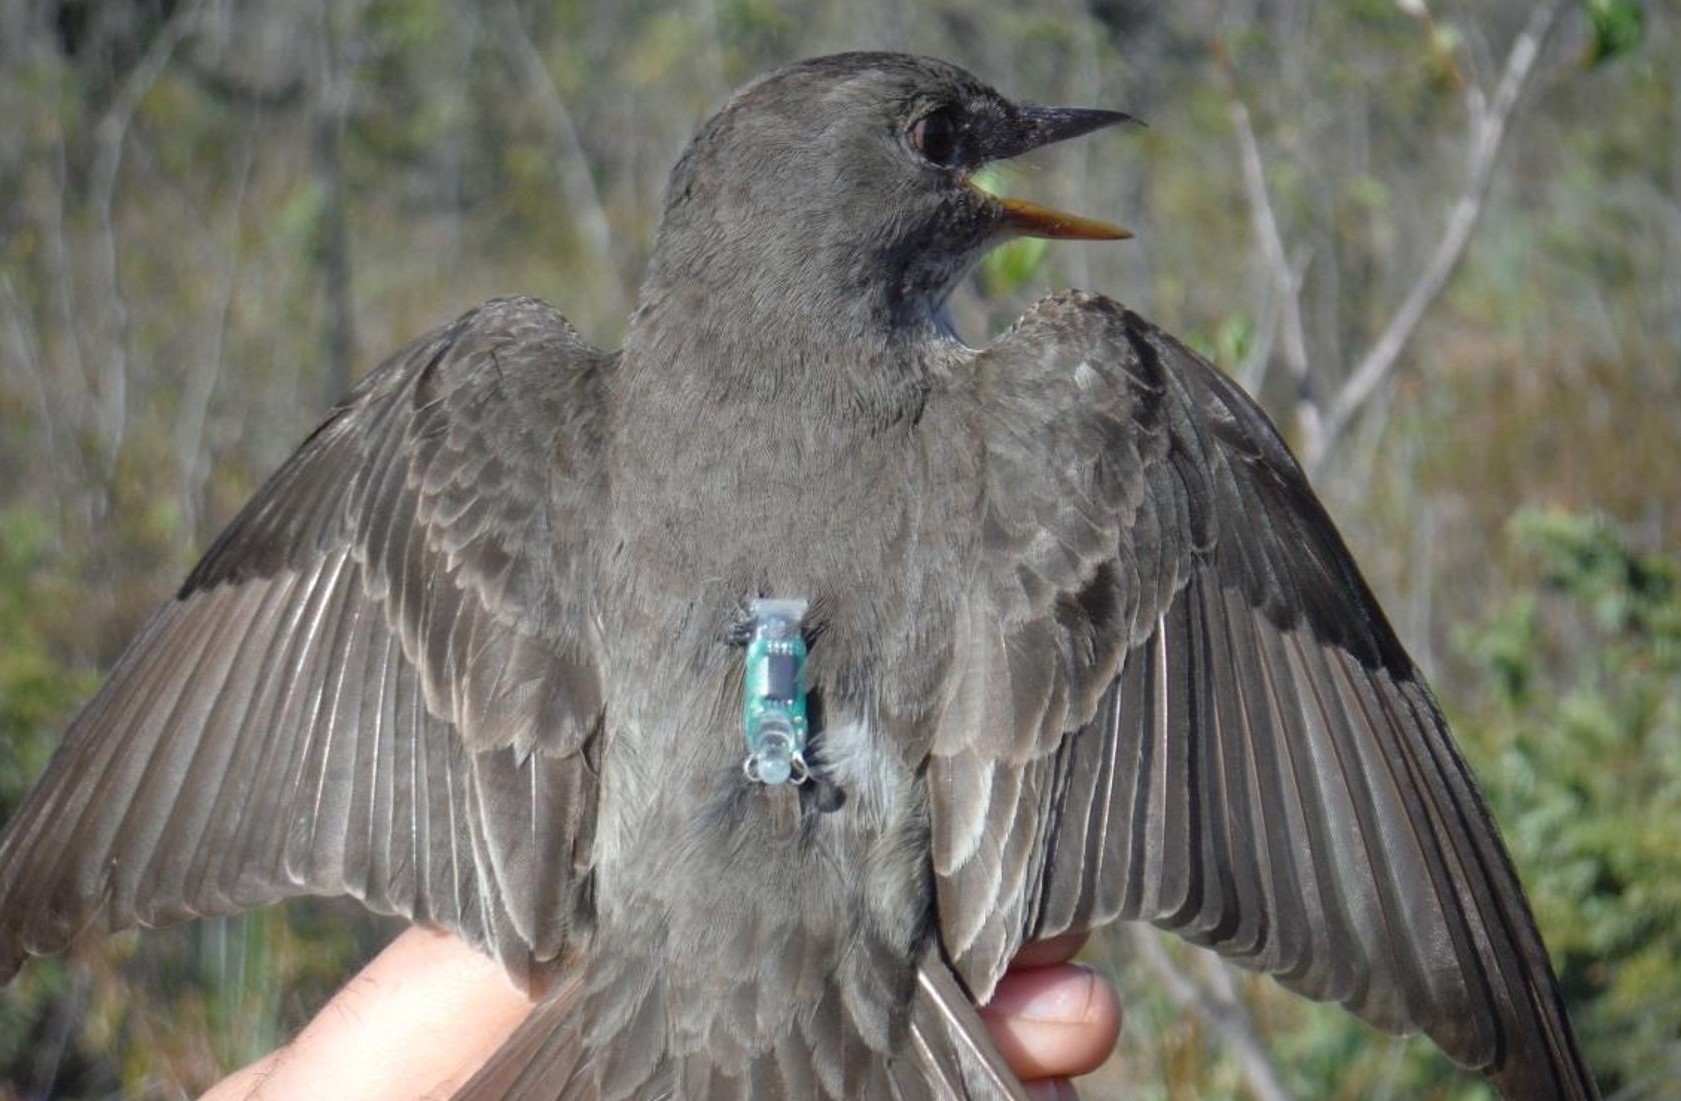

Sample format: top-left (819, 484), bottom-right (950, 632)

top-left (1213, 311), bottom-right (1255, 372)
top-left (1585, 0), bottom-right (1644, 67)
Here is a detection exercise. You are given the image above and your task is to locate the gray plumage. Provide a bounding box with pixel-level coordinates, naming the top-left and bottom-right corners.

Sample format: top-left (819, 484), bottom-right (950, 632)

top-left (0, 52), bottom-right (1597, 1100)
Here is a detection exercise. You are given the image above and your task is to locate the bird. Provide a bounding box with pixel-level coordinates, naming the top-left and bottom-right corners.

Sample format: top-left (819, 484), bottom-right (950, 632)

top-left (0, 51), bottom-right (1598, 1100)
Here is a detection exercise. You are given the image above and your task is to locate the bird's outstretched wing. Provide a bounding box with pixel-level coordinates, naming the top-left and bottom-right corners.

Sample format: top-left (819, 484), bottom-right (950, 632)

top-left (0, 296), bottom-right (608, 987)
top-left (930, 291), bottom-right (1598, 1099)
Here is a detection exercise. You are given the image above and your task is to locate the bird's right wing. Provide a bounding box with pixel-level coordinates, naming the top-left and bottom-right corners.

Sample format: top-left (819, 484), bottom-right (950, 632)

top-left (926, 292), bottom-right (1597, 1099)
top-left (0, 297), bottom-right (608, 987)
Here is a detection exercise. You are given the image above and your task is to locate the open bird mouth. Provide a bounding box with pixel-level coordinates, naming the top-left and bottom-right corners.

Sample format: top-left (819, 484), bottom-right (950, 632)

top-left (974, 104), bottom-right (1138, 242)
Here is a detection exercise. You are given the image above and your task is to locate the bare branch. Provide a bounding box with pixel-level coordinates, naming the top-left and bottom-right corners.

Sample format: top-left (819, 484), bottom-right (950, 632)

top-left (174, 124), bottom-right (257, 544)
top-left (692, 0), bottom-right (731, 99)
top-left (313, 0), bottom-right (359, 407)
top-left (494, 1), bottom-right (627, 310)
top-left (1129, 927), bottom-right (1298, 1101)
top-left (85, 0), bottom-right (201, 475)
top-left (1227, 90), bottom-right (1318, 449)
top-left (1, 274), bottom-right (69, 528)
top-left (1307, 0), bottom-right (1564, 470)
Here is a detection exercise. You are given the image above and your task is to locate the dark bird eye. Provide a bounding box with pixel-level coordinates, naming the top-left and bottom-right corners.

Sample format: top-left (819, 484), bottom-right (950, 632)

top-left (909, 108), bottom-right (960, 165)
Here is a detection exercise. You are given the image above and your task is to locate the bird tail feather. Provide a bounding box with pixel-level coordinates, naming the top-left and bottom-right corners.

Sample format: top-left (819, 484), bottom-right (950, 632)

top-left (449, 964), bottom-right (590, 1101)
top-left (447, 949), bottom-right (1032, 1100)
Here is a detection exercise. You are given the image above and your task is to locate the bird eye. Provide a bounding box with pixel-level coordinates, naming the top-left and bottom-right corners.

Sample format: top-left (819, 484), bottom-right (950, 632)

top-left (909, 108), bottom-right (961, 166)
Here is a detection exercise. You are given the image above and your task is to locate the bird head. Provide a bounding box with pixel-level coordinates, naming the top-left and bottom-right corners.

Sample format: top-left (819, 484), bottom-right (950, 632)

top-left (639, 53), bottom-right (1135, 341)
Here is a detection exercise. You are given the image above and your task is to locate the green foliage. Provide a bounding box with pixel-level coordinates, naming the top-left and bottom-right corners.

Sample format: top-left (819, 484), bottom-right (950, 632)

top-left (1460, 509), bottom-right (1681, 1097)
top-left (1184, 311), bottom-right (1256, 374)
top-left (0, 508), bottom-right (95, 820)
top-left (979, 235), bottom-right (1052, 300)
top-left (1584, 0), bottom-right (1645, 67)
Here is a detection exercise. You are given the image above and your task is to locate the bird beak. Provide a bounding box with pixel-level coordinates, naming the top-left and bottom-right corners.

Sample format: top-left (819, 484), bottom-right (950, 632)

top-left (980, 105), bottom-right (1138, 242)
top-left (994, 197), bottom-right (1133, 241)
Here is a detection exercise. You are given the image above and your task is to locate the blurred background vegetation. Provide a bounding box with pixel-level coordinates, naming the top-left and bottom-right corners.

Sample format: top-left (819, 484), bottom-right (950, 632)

top-left (0, 0), bottom-right (1674, 1098)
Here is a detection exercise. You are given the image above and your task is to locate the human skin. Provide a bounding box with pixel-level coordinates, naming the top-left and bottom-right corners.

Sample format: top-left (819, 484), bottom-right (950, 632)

top-left (201, 927), bottom-right (1122, 1101)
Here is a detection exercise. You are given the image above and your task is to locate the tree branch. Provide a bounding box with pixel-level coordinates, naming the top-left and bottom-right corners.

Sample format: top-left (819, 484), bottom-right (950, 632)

top-left (1, 274), bottom-right (69, 529)
top-left (495, 1), bottom-right (626, 309)
top-left (313, 0), bottom-right (358, 408)
top-left (1228, 90), bottom-right (1317, 449)
top-left (85, 0), bottom-right (200, 476)
top-left (1306, 0), bottom-right (1564, 470)
top-left (1129, 927), bottom-right (1298, 1101)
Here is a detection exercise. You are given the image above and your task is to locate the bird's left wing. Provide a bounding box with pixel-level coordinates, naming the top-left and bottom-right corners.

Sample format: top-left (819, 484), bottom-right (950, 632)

top-left (927, 291), bottom-right (1597, 1099)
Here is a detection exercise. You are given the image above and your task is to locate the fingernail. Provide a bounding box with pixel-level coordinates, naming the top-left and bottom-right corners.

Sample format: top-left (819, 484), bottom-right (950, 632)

top-left (1005, 964), bottom-right (1098, 1023)
top-left (1026, 1078), bottom-right (1080, 1101)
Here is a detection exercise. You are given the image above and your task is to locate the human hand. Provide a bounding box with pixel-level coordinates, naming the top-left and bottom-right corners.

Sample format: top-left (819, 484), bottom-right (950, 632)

top-left (202, 926), bottom-right (1121, 1100)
